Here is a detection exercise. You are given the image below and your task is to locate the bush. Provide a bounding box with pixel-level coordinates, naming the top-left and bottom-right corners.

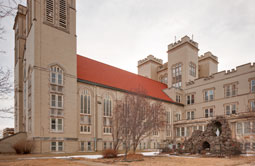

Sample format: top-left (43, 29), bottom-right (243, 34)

top-left (161, 147), bottom-right (172, 153)
top-left (102, 149), bottom-right (118, 158)
top-left (12, 139), bottom-right (35, 154)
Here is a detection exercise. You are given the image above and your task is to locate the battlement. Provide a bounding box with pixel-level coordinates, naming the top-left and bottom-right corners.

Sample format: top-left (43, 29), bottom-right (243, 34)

top-left (186, 62), bottom-right (255, 87)
top-left (167, 36), bottom-right (198, 52)
top-left (157, 62), bottom-right (168, 72)
top-left (199, 51), bottom-right (218, 63)
top-left (17, 4), bottom-right (27, 15)
top-left (138, 55), bottom-right (163, 66)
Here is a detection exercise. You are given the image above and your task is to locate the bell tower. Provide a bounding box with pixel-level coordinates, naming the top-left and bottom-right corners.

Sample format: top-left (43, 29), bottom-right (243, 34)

top-left (14, 0), bottom-right (78, 153)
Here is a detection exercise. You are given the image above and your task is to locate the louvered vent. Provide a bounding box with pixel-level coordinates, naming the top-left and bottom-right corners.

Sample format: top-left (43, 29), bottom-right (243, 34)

top-left (59, 0), bottom-right (67, 28)
top-left (46, 0), bottom-right (54, 23)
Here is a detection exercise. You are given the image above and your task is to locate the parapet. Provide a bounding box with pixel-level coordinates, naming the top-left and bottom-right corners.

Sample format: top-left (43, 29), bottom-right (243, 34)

top-left (167, 36), bottom-right (198, 52)
top-left (186, 62), bottom-right (255, 87)
top-left (17, 4), bottom-right (27, 15)
top-left (199, 51), bottom-right (218, 63)
top-left (157, 62), bottom-right (168, 72)
top-left (138, 55), bottom-right (163, 66)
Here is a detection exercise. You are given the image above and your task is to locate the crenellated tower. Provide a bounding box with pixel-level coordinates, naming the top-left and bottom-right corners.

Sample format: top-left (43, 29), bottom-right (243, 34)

top-left (167, 36), bottom-right (199, 90)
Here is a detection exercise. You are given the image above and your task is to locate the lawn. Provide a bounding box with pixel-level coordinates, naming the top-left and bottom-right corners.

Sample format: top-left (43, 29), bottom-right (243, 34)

top-left (0, 153), bottom-right (254, 166)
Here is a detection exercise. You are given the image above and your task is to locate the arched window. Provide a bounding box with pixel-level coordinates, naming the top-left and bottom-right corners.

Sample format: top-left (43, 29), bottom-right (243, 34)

top-left (81, 89), bottom-right (91, 114)
top-left (50, 65), bottom-right (63, 85)
top-left (103, 94), bottom-right (112, 117)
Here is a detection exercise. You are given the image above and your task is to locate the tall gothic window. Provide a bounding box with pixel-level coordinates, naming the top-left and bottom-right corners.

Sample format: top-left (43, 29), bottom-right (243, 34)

top-left (104, 95), bottom-right (112, 117)
top-left (49, 65), bottom-right (64, 133)
top-left (103, 94), bottom-right (112, 134)
top-left (172, 63), bottom-right (182, 88)
top-left (189, 62), bottom-right (196, 77)
top-left (81, 90), bottom-right (91, 114)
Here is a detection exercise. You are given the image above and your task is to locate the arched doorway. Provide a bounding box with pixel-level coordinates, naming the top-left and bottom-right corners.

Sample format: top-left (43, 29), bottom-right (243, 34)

top-left (202, 141), bottom-right (210, 150)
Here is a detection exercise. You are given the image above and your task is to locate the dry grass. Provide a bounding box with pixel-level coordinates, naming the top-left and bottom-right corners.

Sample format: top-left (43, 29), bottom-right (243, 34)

top-left (0, 159), bottom-right (90, 166)
top-left (0, 153), bottom-right (254, 166)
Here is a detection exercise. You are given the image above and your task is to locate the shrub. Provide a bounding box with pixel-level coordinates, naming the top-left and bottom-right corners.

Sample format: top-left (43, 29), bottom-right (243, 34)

top-left (12, 139), bottom-right (35, 154)
top-left (161, 147), bottom-right (172, 153)
top-left (102, 149), bottom-right (118, 158)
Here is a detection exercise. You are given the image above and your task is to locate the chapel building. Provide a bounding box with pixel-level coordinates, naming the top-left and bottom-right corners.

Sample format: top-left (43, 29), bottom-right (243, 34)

top-left (10, 0), bottom-right (255, 153)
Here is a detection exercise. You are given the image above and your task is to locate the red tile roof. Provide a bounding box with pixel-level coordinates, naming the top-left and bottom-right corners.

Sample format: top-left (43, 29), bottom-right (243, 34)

top-left (77, 55), bottom-right (174, 103)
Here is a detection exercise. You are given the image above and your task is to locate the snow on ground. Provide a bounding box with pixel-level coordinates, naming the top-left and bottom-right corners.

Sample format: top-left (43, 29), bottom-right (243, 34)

top-left (240, 154), bottom-right (255, 157)
top-left (19, 155), bottom-right (103, 160)
top-left (167, 154), bottom-right (198, 158)
top-left (140, 151), bottom-right (160, 156)
top-left (18, 152), bottom-right (254, 160)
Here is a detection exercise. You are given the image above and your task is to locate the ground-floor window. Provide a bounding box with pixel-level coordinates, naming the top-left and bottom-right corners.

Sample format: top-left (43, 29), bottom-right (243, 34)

top-left (104, 142), bottom-right (107, 150)
top-left (236, 121), bottom-right (255, 135)
top-left (245, 143), bottom-right (251, 151)
top-left (243, 142), bottom-right (255, 151)
top-left (51, 141), bottom-right (63, 152)
top-left (80, 141), bottom-right (92, 151)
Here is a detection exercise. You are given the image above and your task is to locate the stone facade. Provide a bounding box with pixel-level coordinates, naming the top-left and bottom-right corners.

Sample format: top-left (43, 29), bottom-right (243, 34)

top-left (11, 0), bottom-right (255, 154)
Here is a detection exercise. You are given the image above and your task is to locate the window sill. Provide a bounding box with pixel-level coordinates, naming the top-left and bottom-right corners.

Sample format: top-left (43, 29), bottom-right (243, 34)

top-left (80, 132), bottom-right (91, 134)
top-left (80, 113), bottom-right (91, 116)
top-left (103, 133), bottom-right (112, 135)
top-left (50, 131), bottom-right (64, 133)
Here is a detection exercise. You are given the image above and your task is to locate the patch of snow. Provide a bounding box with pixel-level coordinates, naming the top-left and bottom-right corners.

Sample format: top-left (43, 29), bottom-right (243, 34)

top-left (18, 155), bottom-right (103, 160)
top-left (240, 154), bottom-right (255, 157)
top-left (167, 155), bottom-right (198, 158)
top-left (141, 151), bottom-right (160, 156)
top-left (70, 155), bottom-right (103, 159)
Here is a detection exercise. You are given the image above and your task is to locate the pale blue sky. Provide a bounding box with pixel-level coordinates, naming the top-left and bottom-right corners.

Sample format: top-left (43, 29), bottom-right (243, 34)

top-left (0, 0), bottom-right (255, 134)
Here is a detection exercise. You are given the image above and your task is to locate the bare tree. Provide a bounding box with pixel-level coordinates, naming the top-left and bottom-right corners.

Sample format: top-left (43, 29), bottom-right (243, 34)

top-left (0, 0), bottom-right (20, 18)
top-left (111, 100), bottom-right (124, 151)
top-left (0, 0), bottom-right (21, 42)
top-left (0, 67), bottom-right (13, 118)
top-left (0, 0), bottom-right (20, 118)
top-left (112, 89), bottom-right (166, 157)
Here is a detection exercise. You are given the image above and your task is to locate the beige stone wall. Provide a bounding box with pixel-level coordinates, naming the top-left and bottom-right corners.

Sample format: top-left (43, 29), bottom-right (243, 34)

top-left (0, 132), bottom-right (27, 153)
top-left (76, 82), bottom-right (182, 151)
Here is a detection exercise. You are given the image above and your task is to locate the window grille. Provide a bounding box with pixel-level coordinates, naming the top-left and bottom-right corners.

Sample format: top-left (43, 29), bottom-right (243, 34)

top-left (46, 0), bottom-right (54, 23)
top-left (59, 0), bottom-right (67, 28)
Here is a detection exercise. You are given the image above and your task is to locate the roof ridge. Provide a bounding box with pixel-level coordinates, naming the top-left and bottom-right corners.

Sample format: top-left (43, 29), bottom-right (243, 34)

top-left (77, 54), bottom-right (167, 86)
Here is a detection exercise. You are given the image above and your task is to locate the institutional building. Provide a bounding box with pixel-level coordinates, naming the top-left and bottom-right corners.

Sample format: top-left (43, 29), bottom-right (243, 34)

top-left (11, 0), bottom-right (254, 153)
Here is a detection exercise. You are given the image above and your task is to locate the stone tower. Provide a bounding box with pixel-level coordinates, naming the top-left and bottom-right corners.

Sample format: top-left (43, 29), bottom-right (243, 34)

top-left (14, 0), bottom-right (78, 153)
top-left (167, 36), bottom-right (199, 89)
